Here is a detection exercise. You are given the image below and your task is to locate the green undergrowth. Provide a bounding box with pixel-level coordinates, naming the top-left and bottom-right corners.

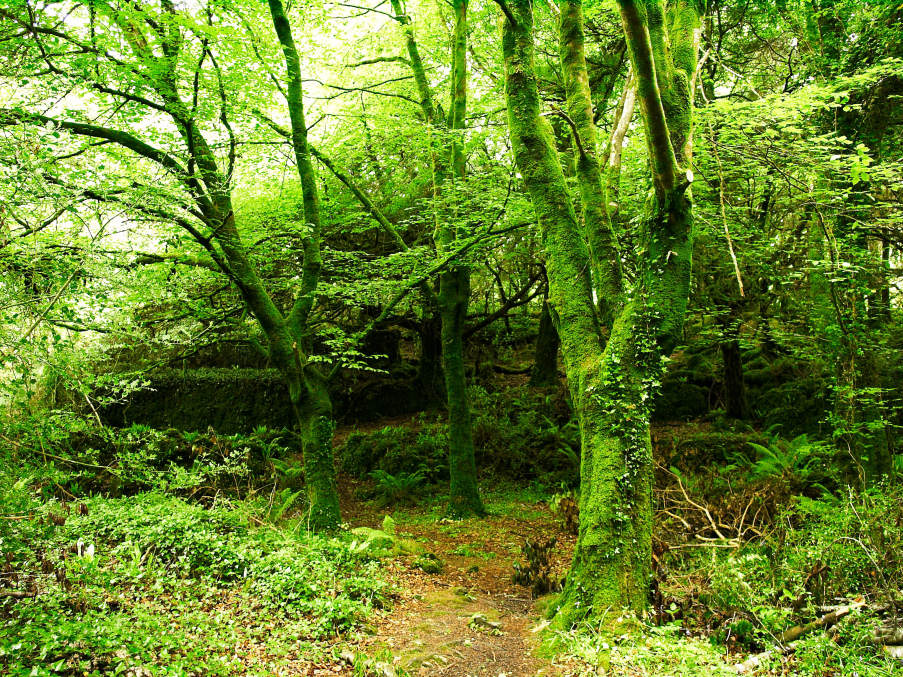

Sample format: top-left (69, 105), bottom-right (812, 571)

top-left (0, 446), bottom-right (390, 676)
top-left (552, 621), bottom-right (736, 677)
top-left (338, 385), bottom-right (579, 488)
top-left (551, 481), bottom-right (903, 675)
top-left (1, 411), bottom-right (298, 500)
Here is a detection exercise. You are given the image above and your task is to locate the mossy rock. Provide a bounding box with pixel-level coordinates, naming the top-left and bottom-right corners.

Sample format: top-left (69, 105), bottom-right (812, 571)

top-left (350, 527), bottom-right (423, 558)
top-left (412, 553), bottom-right (444, 574)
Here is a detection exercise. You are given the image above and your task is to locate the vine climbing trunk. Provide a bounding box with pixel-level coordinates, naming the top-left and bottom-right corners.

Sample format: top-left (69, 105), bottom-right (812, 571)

top-left (501, 0), bottom-right (700, 621)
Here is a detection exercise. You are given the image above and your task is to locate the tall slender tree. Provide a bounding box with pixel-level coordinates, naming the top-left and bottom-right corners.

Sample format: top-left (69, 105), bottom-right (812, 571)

top-left (388, 0), bottom-right (485, 516)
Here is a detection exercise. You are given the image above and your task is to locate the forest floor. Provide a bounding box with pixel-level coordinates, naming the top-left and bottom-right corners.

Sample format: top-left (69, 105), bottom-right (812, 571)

top-left (339, 476), bottom-right (578, 676)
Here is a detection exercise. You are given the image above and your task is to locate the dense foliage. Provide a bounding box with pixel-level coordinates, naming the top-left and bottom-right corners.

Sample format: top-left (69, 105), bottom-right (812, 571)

top-left (1, 0), bottom-right (902, 674)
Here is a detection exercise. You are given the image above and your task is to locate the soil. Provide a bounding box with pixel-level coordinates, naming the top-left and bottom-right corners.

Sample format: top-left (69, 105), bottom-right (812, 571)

top-left (340, 476), bottom-right (580, 677)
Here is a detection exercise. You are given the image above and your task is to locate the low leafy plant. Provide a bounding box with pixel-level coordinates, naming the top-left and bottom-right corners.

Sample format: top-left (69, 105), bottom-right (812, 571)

top-left (369, 468), bottom-right (426, 506)
top-left (730, 431), bottom-right (833, 493)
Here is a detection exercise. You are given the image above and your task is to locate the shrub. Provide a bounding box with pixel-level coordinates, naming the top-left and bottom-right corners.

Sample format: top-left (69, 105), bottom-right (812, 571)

top-left (773, 486), bottom-right (903, 602)
top-left (339, 423), bottom-right (447, 481)
top-left (0, 413), bottom-right (296, 498)
top-left (369, 469), bottom-right (426, 506)
top-left (62, 493), bottom-right (250, 579)
top-left (336, 386), bottom-right (582, 487)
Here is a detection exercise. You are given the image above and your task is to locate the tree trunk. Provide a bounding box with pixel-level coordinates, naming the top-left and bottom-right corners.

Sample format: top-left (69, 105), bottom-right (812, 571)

top-left (293, 368), bottom-right (340, 531)
top-left (441, 267), bottom-right (484, 517)
top-left (435, 0), bottom-right (484, 516)
top-left (530, 298), bottom-right (560, 387)
top-left (560, 0), bottom-right (624, 324)
top-left (416, 314), bottom-right (446, 404)
top-left (555, 303), bottom-right (659, 618)
top-left (267, 0), bottom-right (341, 529)
top-left (501, 0), bottom-right (698, 622)
top-left (721, 337), bottom-right (749, 419)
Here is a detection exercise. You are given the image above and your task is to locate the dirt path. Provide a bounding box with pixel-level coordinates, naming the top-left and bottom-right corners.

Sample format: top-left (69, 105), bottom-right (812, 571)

top-left (342, 478), bottom-right (578, 676)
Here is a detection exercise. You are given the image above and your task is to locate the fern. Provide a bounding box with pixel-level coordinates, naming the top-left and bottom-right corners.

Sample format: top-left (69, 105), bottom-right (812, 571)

top-left (369, 468), bottom-right (425, 506)
top-left (271, 487), bottom-right (304, 522)
top-left (744, 433), bottom-right (830, 488)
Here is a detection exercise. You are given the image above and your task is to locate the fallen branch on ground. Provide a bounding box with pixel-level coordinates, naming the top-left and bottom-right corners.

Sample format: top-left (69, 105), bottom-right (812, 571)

top-left (734, 599), bottom-right (865, 673)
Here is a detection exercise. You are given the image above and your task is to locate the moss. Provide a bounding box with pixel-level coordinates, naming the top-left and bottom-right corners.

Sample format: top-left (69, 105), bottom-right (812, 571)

top-left (440, 267), bottom-right (485, 518)
top-left (299, 411), bottom-right (341, 532)
top-left (559, 0), bottom-right (624, 322)
top-left (99, 368), bottom-right (295, 433)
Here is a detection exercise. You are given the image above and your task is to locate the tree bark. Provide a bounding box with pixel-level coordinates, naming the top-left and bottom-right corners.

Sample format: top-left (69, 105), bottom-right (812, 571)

top-left (530, 298), bottom-right (561, 387)
top-left (560, 0), bottom-right (624, 324)
top-left (267, 0), bottom-right (340, 529)
top-left (439, 0), bottom-right (484, 517)
top-left (721, 337), bottom-right (749, 419)
top-left (394, 0), bottom-right (484, 515)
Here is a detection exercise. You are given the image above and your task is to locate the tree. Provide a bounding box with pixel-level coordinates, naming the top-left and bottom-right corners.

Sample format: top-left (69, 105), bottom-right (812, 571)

top-left (500, 0), bottom-right (702, 619)
top-left (0, 0), bottom-right (341, 529)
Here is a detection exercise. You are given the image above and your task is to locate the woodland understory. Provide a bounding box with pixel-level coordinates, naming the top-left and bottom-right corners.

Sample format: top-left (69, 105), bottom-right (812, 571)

top-left (1, 0), bottom-right (903, 675)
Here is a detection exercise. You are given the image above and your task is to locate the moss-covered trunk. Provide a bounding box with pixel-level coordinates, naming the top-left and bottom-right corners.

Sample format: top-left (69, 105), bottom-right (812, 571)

top-left (721, 337), bottom-right (749, 419)
top-left (560, 0), bottom-right (624, 323)
top-left (416, 314), bottom-right (446, 404)
top-left (291, 367), bottom-right (340, 531)
top-left (502, 0), bottom-right (698, 620)
top-left (427, 0), bottom-right (484, 516)
top-left (440, 266), bottom-right (483, 516)
top-left (267, 0), bottom-right (340, 529)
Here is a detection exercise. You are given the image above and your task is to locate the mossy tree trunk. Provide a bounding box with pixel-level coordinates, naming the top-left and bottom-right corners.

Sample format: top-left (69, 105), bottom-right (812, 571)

top-left (8, 0), bottom-right (346, 531)
top-left (501, 0), bottom-right (700, 621)
top-left (721, 336), bottom-right (749, 419)
top-left (439, 0), bottom-right (484, 517)
top-left (393, 0), bottom-right (484, 516)
top-left (560, 0), bottom-right (624, 324)
top-left (266, 0), bottom-right (340, 530)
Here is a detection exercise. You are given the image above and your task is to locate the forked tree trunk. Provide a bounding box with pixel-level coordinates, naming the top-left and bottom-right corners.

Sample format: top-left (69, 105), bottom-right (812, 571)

top-left (501, 0), bottom-right (699, 621)
top-left (267, 0), bottom-right (341, 529)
